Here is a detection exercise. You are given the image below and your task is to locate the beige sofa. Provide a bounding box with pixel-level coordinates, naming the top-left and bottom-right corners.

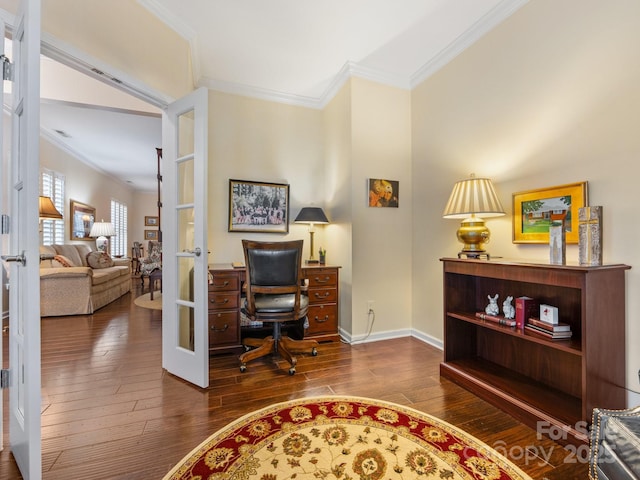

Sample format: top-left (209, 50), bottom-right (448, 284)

top-left (40, 244), bottom-right (131, 317)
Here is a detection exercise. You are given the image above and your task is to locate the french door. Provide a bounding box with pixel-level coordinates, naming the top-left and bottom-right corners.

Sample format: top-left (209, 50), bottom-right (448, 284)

top-left (1, 0), bottom-right (43, 478)
top-left (161, 87), bottom-right (210, 388)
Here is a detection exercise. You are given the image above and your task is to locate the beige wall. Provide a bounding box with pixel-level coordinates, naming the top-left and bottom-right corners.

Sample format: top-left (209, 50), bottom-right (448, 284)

top-left (40, 138), bottom-right (135, 249)
top-left (0, 0), bottom-right (192, 100)
top-left (206, 91), bottom-right (326, 265)
top-left (349, 78), bottom-right (413, 341)
top-left (323, 82), bottom-right (353, 334)
top-left (41, 0), bottom-right (192, 100)
top-left (412, 0), bottom-right (640, 398)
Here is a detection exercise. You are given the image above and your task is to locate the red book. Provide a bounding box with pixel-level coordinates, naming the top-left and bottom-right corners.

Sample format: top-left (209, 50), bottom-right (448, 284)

top-left (515, 296), bottom-right (539, 331)
top-left (475, 312), bottom-right (516, 327)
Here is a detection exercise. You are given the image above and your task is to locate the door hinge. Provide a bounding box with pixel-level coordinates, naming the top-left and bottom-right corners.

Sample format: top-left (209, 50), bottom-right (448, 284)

top-left (0, 369), bottom-right (9, 389)
top-left (1, 214), bottom-right (9, 234)
top-left (1, 54), bottom-right (13, 81)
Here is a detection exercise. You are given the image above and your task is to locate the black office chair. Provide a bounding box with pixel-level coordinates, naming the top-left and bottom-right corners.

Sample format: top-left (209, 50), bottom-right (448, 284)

top-left (239, 239), bottom-right (318, 375)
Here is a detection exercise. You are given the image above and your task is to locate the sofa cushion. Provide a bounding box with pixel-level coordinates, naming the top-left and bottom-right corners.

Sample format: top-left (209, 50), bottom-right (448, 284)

top-left (91, 266), bottom-right (127, 285)
top-left (52, 244), bottom-right (84, 266)
top-left (86, 251), bottom-right (115, 269)
top-left (75, 244), bottom-right (93, 266)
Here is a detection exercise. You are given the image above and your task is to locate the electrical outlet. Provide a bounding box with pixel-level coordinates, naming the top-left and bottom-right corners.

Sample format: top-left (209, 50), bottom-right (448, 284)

top-left (367, 300), bottom-right (374, 313)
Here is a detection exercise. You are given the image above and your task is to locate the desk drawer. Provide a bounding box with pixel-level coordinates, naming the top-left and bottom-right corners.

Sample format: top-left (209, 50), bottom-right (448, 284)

top-left (306, 270), bottom-right (337, 288)
top-left (208, 292), bottom-right (239, 310)
top-left (209, 274), bottom-right (239, 292)
top-left (308, 288), bottom-right (337, 304)
top-left (209, 311), bottom-right (239, 346)
top-left (307, 304), bottom-right (337, 336)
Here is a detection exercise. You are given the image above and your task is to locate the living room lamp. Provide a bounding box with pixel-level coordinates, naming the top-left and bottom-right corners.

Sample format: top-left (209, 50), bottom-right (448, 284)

top-left (294, 207), bottom-right (329, 264)
top-left (442, 174), bottom-right (505, 258)
top-left (90, 220), bottom-right (116, 252)
top-left (39, 196), bottom-right (63, 220)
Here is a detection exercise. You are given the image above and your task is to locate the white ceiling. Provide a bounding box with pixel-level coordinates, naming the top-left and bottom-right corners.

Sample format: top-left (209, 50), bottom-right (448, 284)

top-left (39, 0), bottom-right (526, 192)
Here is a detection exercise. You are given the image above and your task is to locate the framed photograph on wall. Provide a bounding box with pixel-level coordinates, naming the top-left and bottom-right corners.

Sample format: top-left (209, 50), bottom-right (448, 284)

top-left (70, 200), bottom-right (96, 241)
top-left (144, 216), bottom-right (159, 226)
top-left (368, 179), bottom-right (399, 207)
top-left (513, 181), bottom-right (588, 244)
top-left (228, 179), bottom-right (289, 233)
top-left (144, 230), bottom-right (159, 241)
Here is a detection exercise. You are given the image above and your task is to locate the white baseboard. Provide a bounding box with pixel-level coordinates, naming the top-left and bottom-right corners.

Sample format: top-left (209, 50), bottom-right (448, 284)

top-left (339, 327), bottom-right (412, 345)
top-left (338, 326), bottom-right (443, 350)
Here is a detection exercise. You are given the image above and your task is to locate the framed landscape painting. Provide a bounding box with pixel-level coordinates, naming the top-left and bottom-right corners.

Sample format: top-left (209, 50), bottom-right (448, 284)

top-left (228, 179), bottom-right (289, 233)
top-left (513, 181), bottom-right (588, 244)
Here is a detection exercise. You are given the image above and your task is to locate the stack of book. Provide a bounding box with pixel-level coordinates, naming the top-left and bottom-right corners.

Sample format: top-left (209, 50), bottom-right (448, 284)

top-left (524, 317), bottom-right (572, 340)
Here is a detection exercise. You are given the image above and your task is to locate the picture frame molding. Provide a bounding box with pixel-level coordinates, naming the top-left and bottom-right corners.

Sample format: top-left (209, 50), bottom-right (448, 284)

top-left (512, 181), bottom-right (588, 244)
top-left (70, 200), bottom-right (96, 241)
top-left (228, 179), bottom-right (290, 233)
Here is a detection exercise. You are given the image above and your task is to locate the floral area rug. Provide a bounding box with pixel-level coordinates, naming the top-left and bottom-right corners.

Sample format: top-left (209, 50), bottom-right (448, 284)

top-left (163, 396), bottom-right (532, 480)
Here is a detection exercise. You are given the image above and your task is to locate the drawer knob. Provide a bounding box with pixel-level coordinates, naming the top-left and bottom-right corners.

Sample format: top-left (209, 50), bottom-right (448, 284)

top-left (314, 315), bottom-right (329, 323)
top-left (314, 276), bottom-right (330, 283)
top-left (210, 298), bottom-right (229, 304)
top-left (211, 323), bottom-right (229, 332)
top-left (212, 280), bottom-right (230, 288)
top-left (314, 292), bottom-right (330, 299)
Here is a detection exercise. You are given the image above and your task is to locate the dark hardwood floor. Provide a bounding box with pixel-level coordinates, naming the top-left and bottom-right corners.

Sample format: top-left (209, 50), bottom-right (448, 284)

top-left (1, 280), bottom-right (589, 479)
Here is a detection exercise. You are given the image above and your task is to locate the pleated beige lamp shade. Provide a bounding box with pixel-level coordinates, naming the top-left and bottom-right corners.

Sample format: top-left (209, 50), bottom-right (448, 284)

top-left (442, 174), bottom-right (505, 257)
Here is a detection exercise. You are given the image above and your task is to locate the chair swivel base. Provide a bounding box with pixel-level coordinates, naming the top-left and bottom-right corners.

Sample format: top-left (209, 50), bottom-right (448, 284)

top-left (239, 334), bottom-right (318, 375)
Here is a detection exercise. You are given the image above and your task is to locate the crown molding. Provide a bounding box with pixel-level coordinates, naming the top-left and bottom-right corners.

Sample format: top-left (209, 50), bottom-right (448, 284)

top-left (194, 0), bottom-right (528, 109)
top-left (410, 0), bottom-right (529, 88)
top-left (197, 76), bottom-right (326, 109)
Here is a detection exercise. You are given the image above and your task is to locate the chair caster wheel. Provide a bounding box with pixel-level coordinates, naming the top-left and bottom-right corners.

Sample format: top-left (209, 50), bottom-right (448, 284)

top-left (311, 348), bottom-right (318, 356)
top-left (288, 367), bottom-right (296, 375)
top-left (240, 364), bottom-right (247, 373)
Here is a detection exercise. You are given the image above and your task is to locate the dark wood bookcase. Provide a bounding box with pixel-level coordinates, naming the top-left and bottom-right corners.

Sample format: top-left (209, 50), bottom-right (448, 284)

top-left (440, 257), bottom-right (630, 444)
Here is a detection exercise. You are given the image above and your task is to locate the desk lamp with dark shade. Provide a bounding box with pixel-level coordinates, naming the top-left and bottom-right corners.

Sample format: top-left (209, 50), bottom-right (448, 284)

top-left (294, 207), bottom-right (329, 264)
top-left (442, 174), bottom-right (505, 259)
top-left (89, 220), bottom-right (116, 252)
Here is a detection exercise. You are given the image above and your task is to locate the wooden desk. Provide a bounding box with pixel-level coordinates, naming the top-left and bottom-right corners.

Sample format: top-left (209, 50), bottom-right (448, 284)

top-left (208, 263), bottom-right (341, 354)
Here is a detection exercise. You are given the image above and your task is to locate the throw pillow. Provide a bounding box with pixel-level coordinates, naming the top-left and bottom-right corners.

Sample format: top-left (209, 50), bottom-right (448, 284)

top-left (53, 255), bottom-right (74, 267)
top-left (86, 251), bottom-right (114, 269)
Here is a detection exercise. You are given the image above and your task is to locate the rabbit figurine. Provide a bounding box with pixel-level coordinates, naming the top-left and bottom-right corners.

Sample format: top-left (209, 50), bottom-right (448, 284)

top-left (485, 294), bottom-right (500, 316)
top-left (503, 296), bottom-right (515, 319)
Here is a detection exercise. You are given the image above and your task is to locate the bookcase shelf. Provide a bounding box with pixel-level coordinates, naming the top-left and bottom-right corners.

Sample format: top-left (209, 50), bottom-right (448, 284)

top-left (440, 258), bottom-right (630, 445)
top-left (448, 312), bottom-right (583, 355)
